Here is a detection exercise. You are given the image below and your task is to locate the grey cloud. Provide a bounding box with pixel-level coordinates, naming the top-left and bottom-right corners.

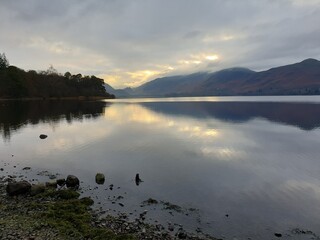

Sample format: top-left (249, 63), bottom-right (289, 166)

top-left (0, 0), bottom-right (319, 87)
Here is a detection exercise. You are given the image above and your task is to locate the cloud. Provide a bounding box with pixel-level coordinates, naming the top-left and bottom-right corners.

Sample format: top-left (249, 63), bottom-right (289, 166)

top-left (0, 0), bottom-right (319, 88)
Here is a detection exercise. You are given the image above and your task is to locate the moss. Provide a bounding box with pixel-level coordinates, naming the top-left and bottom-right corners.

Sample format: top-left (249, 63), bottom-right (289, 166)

top-left (161, 201), bottom-right (183, 212)
top-left (80, 197), bottom-right (94, 206)
top-left (143, 198), bottom-right (158, 205)
top-left (0, 188), bottom-right (135, 239)
top-left (35, 188), bottom-right (80, 200)
top-left (40, 198), bottom-right (135, 239)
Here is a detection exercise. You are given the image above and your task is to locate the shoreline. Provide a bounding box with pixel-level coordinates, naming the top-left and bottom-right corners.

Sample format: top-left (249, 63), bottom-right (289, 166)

top-left (0, 96), bottom-right (114, 101)
top-left (0, 171), bottom-right (217, 240)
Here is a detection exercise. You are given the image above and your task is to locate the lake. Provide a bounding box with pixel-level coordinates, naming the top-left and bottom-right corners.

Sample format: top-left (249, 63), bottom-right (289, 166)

top-left (1, 96), bottom-right (320, 239)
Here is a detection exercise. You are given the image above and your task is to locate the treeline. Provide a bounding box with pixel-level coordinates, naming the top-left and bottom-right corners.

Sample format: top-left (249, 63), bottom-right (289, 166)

top-left (0, 53), bottom-right (115, 99)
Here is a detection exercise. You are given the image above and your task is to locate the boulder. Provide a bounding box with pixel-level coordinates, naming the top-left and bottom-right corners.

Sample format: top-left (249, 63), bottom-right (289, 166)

top-left (274, 233), bottom-right (282, 238)
top-left (6, 181), bottom-right (31, 196)
top-left (95, 173), bottom-right (105, 185)
top-left (66, 175), bottom-right (80, 188)
top-left (30, 184), bottom-right (46, 196)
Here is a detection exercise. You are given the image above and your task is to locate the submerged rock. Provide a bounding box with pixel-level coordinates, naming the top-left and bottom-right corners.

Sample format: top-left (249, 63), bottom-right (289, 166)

top-left (95, 173), bottom-right (105, 185)
top-left (142, 198), bottom-right (158, 205)
top-left (6, 181), bottom-right (31, 196)
top-left (66, 175), bottom-right (80, 188)
top-left (39, 134), bottom-right (48, 139)
top-left (49, 175), bottom-right (57, 180)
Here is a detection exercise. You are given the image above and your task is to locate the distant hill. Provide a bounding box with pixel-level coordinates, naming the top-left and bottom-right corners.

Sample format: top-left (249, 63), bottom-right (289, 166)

top-left (106, 59), bottom-right (320, 97)
top-left (104, 83), bottom-right (133, 98)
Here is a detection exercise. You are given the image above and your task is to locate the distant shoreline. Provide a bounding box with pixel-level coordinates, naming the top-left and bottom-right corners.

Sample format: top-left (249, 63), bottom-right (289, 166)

top-left (0, 96), bottom-right (114, 101)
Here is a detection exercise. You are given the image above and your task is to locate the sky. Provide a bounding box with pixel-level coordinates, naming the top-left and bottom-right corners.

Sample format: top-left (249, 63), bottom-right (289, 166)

top-left (0, 0), bottom-right (320, 88)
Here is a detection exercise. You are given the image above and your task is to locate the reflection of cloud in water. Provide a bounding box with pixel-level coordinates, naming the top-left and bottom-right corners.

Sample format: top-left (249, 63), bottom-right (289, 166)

top-left (34, 119), bottom-right (114, 155)
top-left (103, 103), bottom-right (258, 162)
top-left (104, 104), bottom-right (221, 139)
top-left (201, 147), bottom-right (247, 160)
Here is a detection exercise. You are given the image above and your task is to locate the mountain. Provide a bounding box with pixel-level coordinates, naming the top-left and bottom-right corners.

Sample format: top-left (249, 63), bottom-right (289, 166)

top-left (106, 58), bottom-right (320, 97)
top-left (134, 72), bottom-right (210, 97)
top-left (194, 68), bottom-right (256, 96)
top-left (104, 83), bottom-right (132, 98)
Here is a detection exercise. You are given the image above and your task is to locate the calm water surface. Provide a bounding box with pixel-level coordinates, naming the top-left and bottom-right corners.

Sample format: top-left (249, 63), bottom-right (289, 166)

top-left (1, 96), bottom-right (320, 239)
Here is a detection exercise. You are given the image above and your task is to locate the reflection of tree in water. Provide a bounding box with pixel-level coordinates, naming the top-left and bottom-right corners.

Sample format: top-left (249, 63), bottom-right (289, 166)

top-left (0, 100), bottom-right (109, 141)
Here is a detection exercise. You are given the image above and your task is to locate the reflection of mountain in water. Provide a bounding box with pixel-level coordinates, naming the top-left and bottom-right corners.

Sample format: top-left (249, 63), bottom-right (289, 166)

top-left (0, 100), bottom-right (108, 140)
top-left (141, 102), bottom-right (320, 131)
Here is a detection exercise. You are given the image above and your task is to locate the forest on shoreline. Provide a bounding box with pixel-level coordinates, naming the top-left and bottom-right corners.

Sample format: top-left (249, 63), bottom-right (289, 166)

top-left (0, 53), bottom-right (114, 99)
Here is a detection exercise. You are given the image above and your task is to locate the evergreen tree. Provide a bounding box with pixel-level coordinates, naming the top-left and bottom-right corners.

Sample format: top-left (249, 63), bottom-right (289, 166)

top-left (0, 53), bottom-right (9, 70)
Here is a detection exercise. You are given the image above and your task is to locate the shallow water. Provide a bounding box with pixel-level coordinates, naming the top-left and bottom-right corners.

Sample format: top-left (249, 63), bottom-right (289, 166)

top-left (1, 96), bottom-right (320, 239)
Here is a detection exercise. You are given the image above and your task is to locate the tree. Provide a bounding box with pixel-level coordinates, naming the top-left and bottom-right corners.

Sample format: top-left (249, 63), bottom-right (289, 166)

top-left (45, 65), bottom-right (58, 75)
top-left (64, 71), bottom-right (72, 79)
top-left (0, 53), bottom-right (9, 70)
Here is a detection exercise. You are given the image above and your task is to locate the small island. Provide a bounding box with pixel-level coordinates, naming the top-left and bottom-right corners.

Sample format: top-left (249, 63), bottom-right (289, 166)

top-left (0, 53), bottom-right (115, 100)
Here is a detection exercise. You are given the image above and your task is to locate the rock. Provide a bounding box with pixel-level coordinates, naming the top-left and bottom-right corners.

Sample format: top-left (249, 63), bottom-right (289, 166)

top-left (135, 173), bottom-right (142, 186)
top-left (0, 168), bottom-right (3, 171)
top-left (274, 233), bottom-right (282, 238)
top-left (66, 175), bottom-right (80, 188)
top-left (45, 181), bottom-right (57, 188)
top-left (142, 198), bottom-right (158, 205)
top-left (39, 134), bottom-right (48, 139)
top-left (30, 184), bottom-right (46, 196)
top-left (6, 181), bottom-right (31, 196)
top-left (177, 230), bottom-right (187, 239)
top-left (95, 173), bottom-right (105, 185)
top-left (22, 167), bottom-right (31, 170)
top-left (49, 175), bottom-right (56, 180)
top-left (56, 178), bottom-right (66, 186)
